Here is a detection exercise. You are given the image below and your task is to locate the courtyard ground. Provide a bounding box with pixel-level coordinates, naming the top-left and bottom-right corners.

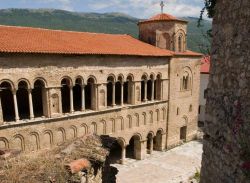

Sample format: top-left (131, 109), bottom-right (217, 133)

top-left (111, 140), bottom-right (203, 183)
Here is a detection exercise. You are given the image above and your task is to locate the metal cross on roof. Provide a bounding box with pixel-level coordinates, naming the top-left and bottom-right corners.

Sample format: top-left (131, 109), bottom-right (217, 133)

top-left (160, 1), bottom-right (165, 14)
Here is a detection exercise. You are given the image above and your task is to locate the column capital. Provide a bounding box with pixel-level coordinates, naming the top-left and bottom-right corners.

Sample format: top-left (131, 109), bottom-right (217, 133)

top-left (11, 89), bottom-right (17, 95)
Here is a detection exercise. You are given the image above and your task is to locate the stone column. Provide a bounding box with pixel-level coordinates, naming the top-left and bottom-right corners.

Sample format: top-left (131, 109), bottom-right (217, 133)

top-left (81, 84), bottom-right (85, 111)
top-left (112, 82), bottom-right (116, 107)
top-left (121, 145), bottom-right (126, 165)
top-left (12, 90), bottom-right (19, 122)
top-left (143, 81), bottom-right (147, 102)
top-left (28, 89), bottom-right (34, 120)
top-left (70, 86), bottom-right (74, 113)
top-left (151, 79), bottom-right (155, 101)
top-left (149, 137), bottom-right (153, 154)
top-left (121, 82), bottom-right (124, 106)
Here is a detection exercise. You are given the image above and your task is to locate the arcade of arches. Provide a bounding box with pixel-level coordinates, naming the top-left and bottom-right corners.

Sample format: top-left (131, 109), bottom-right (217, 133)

top-left (0, 73), bottom-right (162, 122)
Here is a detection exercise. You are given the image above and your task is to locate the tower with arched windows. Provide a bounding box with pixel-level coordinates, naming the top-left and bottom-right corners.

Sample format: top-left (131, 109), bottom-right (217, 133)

top-left (138, 13), bottom-right (187, 52)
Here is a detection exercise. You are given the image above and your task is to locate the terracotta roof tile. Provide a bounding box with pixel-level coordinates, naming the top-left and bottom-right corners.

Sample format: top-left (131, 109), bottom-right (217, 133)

top-left (0, 25), bottom-right (173, 57)
top-left (200, 55), bottom-right (210, 73)
top-left (139, 13), bottom-right (187, 24)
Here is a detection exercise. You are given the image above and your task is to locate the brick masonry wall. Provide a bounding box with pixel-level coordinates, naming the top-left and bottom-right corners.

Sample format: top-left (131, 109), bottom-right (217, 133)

top-left (200, 0), bottom-right (250, 182)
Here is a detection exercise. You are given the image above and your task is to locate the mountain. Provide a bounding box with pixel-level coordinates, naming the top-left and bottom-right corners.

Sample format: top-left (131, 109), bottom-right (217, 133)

top-left (0, 8), bottom-right (211, 53)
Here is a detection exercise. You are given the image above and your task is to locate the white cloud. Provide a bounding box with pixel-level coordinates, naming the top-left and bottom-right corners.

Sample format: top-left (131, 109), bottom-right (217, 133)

top-left (87, 0), bottom-right (204, 18)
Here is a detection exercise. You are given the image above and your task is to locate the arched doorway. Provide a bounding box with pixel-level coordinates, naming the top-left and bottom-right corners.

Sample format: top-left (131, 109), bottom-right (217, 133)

top-left (33, 79), bottom-right (46, 118)
top-left (126, 135), bottom-right (141, 160)
top-left (146, 133), bottom-right (154, 154)
top-left (107, 76), bottom-right (115, 107)
top-left (17, 81), bottom-right (30, 120)
top-left (73, 78), bottom-right (82, 111)
top-left (0, 82), bottom-right (15, 122)
top-left (115, 76), bottom-right (123, 105)
top-left (85, 77), bottom-right (96, 110)
top-left (124, 75), bottom-right (133, 105)
top-left (61, 78), bottom-right (71, 113)
top-left (109, 140), bottom-right (122, 164)
top-left (154, 130), bottom-right (164, 151)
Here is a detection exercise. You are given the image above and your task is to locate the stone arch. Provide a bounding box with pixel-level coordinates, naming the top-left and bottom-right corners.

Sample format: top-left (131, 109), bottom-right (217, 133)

top-left (79, 124), bottom-right (88, 137)
top-left (107, 75), bottom-right (116, 107)
top-left (126, 115), bottom-right (132, 129)
top-left (0, 79), bottom-right (15, 90)
top-left (57, 127), bottom-right (66, 144)
top-left (33, 78), bottom-right (47, 118)
top-left (181, 66), bottom-right (193, 91)
top-left (126, 133), bottom-right (143, 160)
top-left (74, 76), bottom-right (84, 85)
top-left (0, 81), bottom-right (15, 122)
top-left (99, 120), bottom-right (107, 135)
top-left (146, 131), bottom-right (154, 154)
top-left (12, 134), bottom-right (25, 151)
top-left (86, 75), bottom-right (97, 84)
top-left (17, 78), bottom-right (31, 89)
top-left (156, 109), bottom-right (160, 122)
top-left (175, 29), bottom-right (186, 52)
top-left (43, 130), bottom-right (53, 148)
top-left (0, 137), bottom-right (9, 149)
top-left (116, 117), bottom-right (124, 131)
top-left (142, 112), bottom-right (147, 125)
top-left (17, 80), bottom-right (30, 120)
top-left (162, 107), bottom-right (167, 121)
top-left (117, 74), bottom-right (124, 83)
top-left (110, 118), bottom-right (115, 133)
top-left (154, 129), bottom-right (164, 151)
top-left (149, 111), bottom-right (154, 123)
top-left (32, 77), bottom-right (48, 88)
top-left (155, 73), bottom-right (162, 100)
top-left (85, 76), bottom-right (97, 110)
top-left (90, 122), bottom-right (97, 134)
top-left (68, 125), bottom-right (77, 139)
top-left (29, 132), bottom-right (40, 151)
top-left (134, 113), bottom-right (140, 127)
top-left (126, 73), bottom-right (134, 81)
top-left (60, 76), bottom-right (73, 86)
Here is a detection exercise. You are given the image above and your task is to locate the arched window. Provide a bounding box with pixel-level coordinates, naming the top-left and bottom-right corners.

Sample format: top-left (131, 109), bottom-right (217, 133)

top-left (107, 76), bottom-right (115, 107)
top-left (177, 107), bottom-right (180, 115)
top-left (73, 78), bottom-right (83, 111)
top-left (0, 81), bottom-right (15, 122)
top-left (155, 74), bottom-right (162, 100)
top-left (178, 35), bottom-right (183, 52)
top-left (33, 79), bottom-right (46, 117)
top-left (181, 70), bottom-right (192, 91)
top-left (61, 78), bottom-right (71, 113)
top-left (85, 77), bottom-right (96, 110)
top-left (124, 75), bottom-right (133, 105)
top-left (17, 81), bottom-right (30, 120)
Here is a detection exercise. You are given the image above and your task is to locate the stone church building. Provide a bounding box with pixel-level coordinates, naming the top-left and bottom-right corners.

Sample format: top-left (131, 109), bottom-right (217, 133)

top-left (0, 12), bottom-right (202, 163)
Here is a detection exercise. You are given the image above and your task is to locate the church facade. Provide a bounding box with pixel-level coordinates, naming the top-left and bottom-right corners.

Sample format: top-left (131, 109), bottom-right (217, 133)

top-left (0, 13), bottom-right (202, 163)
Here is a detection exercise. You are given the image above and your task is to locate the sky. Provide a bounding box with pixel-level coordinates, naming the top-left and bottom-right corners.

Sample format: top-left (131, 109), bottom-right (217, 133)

top-left (0, 0), bottom-right (207, 19)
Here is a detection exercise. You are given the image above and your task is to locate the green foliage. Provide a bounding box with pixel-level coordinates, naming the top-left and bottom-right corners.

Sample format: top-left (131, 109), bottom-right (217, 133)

top-left (0, 8), bottom-right (212, 53)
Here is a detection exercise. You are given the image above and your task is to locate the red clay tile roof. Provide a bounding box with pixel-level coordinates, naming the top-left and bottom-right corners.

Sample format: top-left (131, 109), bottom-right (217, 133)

top-left (138, 13), bottom-right (187, 24)
top-left (200, 55), bottom-right (210, 73)
top-left (0, 25), bottom-right (173, 57)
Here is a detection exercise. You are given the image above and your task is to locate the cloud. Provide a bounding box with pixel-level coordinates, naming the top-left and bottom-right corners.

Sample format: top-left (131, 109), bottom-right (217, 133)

top-left (87, 0), bottom-right (204, 18)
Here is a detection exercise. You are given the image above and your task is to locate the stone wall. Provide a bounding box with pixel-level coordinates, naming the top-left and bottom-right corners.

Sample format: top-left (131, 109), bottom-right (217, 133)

top-left (200, 0), bottom-right (250, 182)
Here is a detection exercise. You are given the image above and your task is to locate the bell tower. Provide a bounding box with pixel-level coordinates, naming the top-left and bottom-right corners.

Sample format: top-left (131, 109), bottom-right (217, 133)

top-left (138, 1), bottom-right (188, 52)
